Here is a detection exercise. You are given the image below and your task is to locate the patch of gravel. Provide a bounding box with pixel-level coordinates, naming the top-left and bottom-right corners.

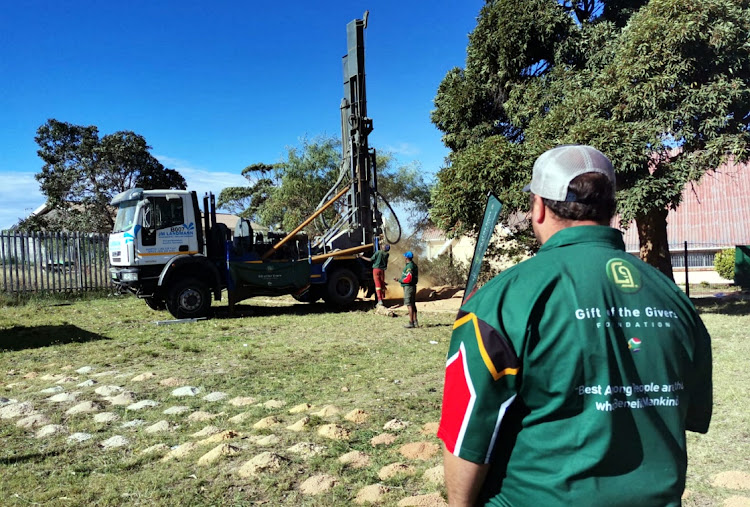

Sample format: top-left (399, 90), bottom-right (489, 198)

top-left (378, 463), bottom-right (416, 480)
top-left (145, 420), bottom-right (172, 434)
top-left (161, 442), bottom-right (200, 461)
top-left (16, 413), bottom-right (51, 429)
top-left (131, 372), bottom-right (157, 382)
top-left (399, 442), bottom-right (440, 460)
top-left (202, 392), bottom-right (228, 402)
top-left (163, 406), bottom-right (190, 415)
top-left (65, 401), bottom-right (104, 415)
top-left (197, 443), bottom-right (242, 466)
top-left (228, 396), bottom-right (256, 407)
top-left (93, 412), bottom-right (120, 423)
top-left (106, 392), bottom-right (138, 406)
top-left (396, 493), bottom-right (447, 506)
top-left (253, 416), bottom-right (282, 429)
top-left (713, 471), bottom-right (750, 490)
top-left (286, 442), bottom-right (326, 458)
top-left (318, 424), bottom-right (351, 441)
top-left (383, 418), bottom-right (410, 431)
top-left (423, 465), bottom-right (445, 485)
top-left (47, 392), bottom-right (80, 403)
top-left (247, 434), bottom-right (280, 446)
top-left (67, 432), bottom-right (93, 443)
top-left (237, 452), bottom-right (287, 477)
top-left (35, 424), bottom-right (67, 439)
top-left (94, 385), bottom-right (123, 397)
top-left (262, 399), bottom-right (286, 409)
top-left (286, 416), bottom-right (310, 432)
top-left (77, 379), bottom-right (98, 388)
top-left (188, 411), bottom-right (224, 422)
top-left (172, 386), bottom-right (200, 397)
top-left (40, 386), bottom-right (64, 394)
top-left (191, 425), bottom-right (222, 438)
top-left (289, 403), bottom-right (313, 414)
top-left (299, 474), bottom-right (338, 495)
top-left (345, 409), bottom-right (370, 424)
top-left (371, 433), bottom-right (398, 447)
top-left (100, 435), bottom-right (129, 449)
top-left (0, 401), bottom-right (36, 419)
top-left (126, 400), bottom-right (159, 411)
top-left (338, 450), bottom-right (371, 469)
top-left (142, 443), bottom-right (170, 455)
top-left (355, 484), bottom-right (390, 504)
top-left (312, 405), bottom-right (340, 417)
top-left (121, 419), bottom-right (146, 429)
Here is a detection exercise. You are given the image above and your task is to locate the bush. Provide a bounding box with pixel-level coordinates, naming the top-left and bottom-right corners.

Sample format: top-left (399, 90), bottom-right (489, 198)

top-left (714, 248), bottom-right (735, 280)
top-left (420, 252), bottom-right (470, 287)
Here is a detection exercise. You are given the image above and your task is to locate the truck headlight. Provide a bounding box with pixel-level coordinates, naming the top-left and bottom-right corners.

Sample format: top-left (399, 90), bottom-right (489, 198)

top-left (122, 272), bottom-right (139, 282)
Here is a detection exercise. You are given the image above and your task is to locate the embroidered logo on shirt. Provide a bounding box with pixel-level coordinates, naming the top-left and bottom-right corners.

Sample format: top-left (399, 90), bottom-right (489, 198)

top-left (606, 258), bottom-right (642, 293)
top-left (628, 337), bottom-right (642, 352)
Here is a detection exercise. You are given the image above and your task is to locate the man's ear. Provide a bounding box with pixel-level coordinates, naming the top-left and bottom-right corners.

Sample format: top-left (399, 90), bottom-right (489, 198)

top-left (531, 194), bottom-right (546, 224)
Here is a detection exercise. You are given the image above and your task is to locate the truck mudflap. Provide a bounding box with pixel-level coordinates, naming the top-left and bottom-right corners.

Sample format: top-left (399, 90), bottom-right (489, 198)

top-left (229, 260), bottom-right (311, 290)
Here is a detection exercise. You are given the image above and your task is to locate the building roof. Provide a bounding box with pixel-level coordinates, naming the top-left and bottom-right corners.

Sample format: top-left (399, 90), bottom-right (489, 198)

top-left (620, 158), bottom-right (750, 252)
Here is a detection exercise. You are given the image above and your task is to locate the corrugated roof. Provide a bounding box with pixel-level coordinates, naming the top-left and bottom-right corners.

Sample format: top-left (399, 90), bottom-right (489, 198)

top-left (619, 159), bottom-right (750, 252)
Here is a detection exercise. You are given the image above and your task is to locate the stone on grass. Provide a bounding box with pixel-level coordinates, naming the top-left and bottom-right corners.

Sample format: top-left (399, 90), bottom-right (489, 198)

top-left (0, 402), bottom-right (36, 419)
top-left (142, 443), bottom-right (170, 455)
top-left (237, 452), bottom-right (287, 477)
top-left (355, 484), bottom-right (390, 504)
top-left (713, 471), bottom-right (750, 490)
top-left (202, 391), bottom-right (228, 402)
top-left (383, 418), bottom-right (409, 431)
top-left (40, 386), bottom-right (64, 394)
top-left (131, 372), bottom-right (156, 382)
top-left (16, 413), bottom-right (50, 429)
top-left (288, 403), bottom-right (313, 414)
top-left (159, 377), bottom-right (183, 387)
top-left (75, 366), bottom-right (93, 375)
top-left (371, 433), bottom-right (397, 447)
top-left (228, 396), bottom-right (257, 407)
top-left (68, 432), bottom-right (93, 443)
top-left (399, 442), bottom-right (440, 460)
top-left (345, 409), bottom-right (369, 424)
top-left (47, 392), bottom-right (80, 403)
top-left (286, 442), bottom-right (326, 458)
top-left (145, 420), bottom-right (172, 433)
top-left (161, 442), bottom-right (200, 462)
top-left (299, 474), bottom-right (338, 495)
top-left (286, 416), bottom-right (310, 432)
top-left (65, 401), bottom-right (103, 415)
top-left (121, 419), bottom-right (146, 428)
top-left (228, 411), bottom-right (253, 424)
top-left (397, 493), bottom-right (448, 506)
top-left (197, 430), bottom-right (241, 446)
top-left (77, 379), bottom-right (98, 388)
top-left (163, 405), bottom-right (190, 415)
top-left (253, 416), bottom-right (282, 429)
top-left (312, 404), bottom-right (340, 417)
top-left (106, 392), bottom-right (138, 406)
top-left (93, 412), bottom-right (120, 423)
top-left (187, 410), bottom-right (224, 422)
top-left (126, 400), bottom-right (159, 411)
top-left (172, 386), bottom-right (200, 397)
top-left (378, 463), bottom-right (416, 481)
top-left (423, 465), bottom-right (445, 485)
top-left (35, 424), bottom-right (67, 439)
top-left (318, 424), bottom-right (351, 440)
top-left (100, 435), bottom-right (130, 449)
top-left (197, 443), bottom-right (242, 466)
top-left (191, 425), bottom-right (222, 438)
top-left (262, 399), bottom-right (286, 409)
top-left (247, 434), bottom-right (280, 446)
top-left (338, 450), bottom-right (371, 469)
top-left (94, 385), bottom-right (123, 397)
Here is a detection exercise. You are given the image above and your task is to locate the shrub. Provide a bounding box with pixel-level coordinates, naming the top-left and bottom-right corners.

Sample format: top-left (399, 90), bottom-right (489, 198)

top-left (420, 252), bottom-right (470, 287)
top-left (714, 248), bottom-right (735, 280)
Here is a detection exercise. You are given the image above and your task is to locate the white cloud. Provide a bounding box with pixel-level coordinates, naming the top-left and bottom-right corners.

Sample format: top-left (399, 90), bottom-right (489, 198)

top-left (0, 172), bottom-right (45, 230)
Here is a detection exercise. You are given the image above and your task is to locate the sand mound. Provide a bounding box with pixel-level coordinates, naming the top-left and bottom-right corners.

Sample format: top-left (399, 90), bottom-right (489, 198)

top-left (16, 413), bottom-right (50, 429)
top-left (35, 424), bottom-right (67, 438)
top-left (40, 386), bottom-right (63, 394)
top-left (202, 392), bottom-right (228, 402)
top-left (247, 434), bottom-right (280, 446)
top-left (722, 497), bottom-right (750, 507)
top-left (93, 412), bottom-right (120, 423)
top-left (100, 435), bottom-right (129, 449)
top-left (253, 416), bottom-right (282, 429)
top-left (423, 465), bottom-right (445, 485)
top-left (289, 403), bottom-right (313, 414)
top-left (191, 425), bottom-right (222, 437)
top-left (159, 377), bottom-right (183, 387)
top-left (172, 386), bottom-right (200, 397)
top-left (94, 385), bottom-right (123, 397)
top-left (106, 392), bottom-right (138, 406)
top-left (126, 400), bottom-right (159, 411)
top-left (75, 366), bottom-right (93, 374)
top-left (0, 401), bottom-right (36, 419)
top-left (228, 411), bottom-right (253, 423)
top-left (383, 418), bottom-right (410, 431)
top-left (188, 411), bottom-right (224, 422)
top-left (714, 471), bottom-right (750, 490)
top-left (397, 492), bottom-right (448, 506)
top-left (47, 392), bottom-right (80, 403)
top-left (145, 420), bottom-right (172, 434)
top-left (355, 484), bottom-right (390, 504)
top-left (66, 401), bottom-right (103, 415)
top-left (198, 430), bottom-right (241, 446)
top-left (77, 379), bottom-right (97, 387)
top-left (345, 409), bottom-right (369, 424)
top-left (142, 443), bottom-right (170, 455)
top-left (131, 372), bottom-right (157, 382)
top-left (228, 396), bottom-right (257, 407)
top-left (339, 450), bottom-right (371, 469)
top-left (286, 442), bottom-right (326, 458)
top-left (286, 416), bottom-right (310, 432)
top-left (312, 405), bottom-right (340, 417)
top-left (262, 399), bottom-right (286, 409)
top-left (162, 442), bottom-right (200, 461)
top-left (399, 442), bottom-right (440, 460)
top-left (371, 433), bottom-right (397, 447)
top-left (318, 424), bottom-right (351, 440)
top-left (378, 463), bottom-right (416, 480)
top-left (163, 406), bottom-right (190, 415)
top-left (299, 474), bottom-right (338, 495)
top-left (420, 422), bottom-right (440, 436)
top-left (197, 443), bottom-right (242, 466)
top-left (67, 432), bottom-right (93, 443)
top-left (237, 452), bottom-right (287, 477)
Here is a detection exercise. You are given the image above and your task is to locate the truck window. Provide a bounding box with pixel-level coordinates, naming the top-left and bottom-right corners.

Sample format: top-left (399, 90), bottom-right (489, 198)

top-left (113, 200), bottom-right (138, 233)
top-left (150, 197), bottom-right (185, 230)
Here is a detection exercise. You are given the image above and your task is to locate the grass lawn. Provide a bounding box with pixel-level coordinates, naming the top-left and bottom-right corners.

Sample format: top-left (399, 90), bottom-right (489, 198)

top-left (0, 293), bottom-right (748, 505)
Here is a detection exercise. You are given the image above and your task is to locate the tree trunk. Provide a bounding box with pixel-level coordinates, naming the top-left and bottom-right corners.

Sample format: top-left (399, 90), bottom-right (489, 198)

top-left (635, 207), bottom-right (674, 281)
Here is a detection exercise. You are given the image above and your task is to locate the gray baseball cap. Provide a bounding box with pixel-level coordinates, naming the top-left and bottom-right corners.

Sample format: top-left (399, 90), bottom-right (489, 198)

top-left (523, 145), bottom-right (615, 202)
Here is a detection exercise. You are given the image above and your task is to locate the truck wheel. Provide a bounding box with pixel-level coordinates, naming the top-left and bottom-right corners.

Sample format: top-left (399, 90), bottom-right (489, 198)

top-left (324, 268), bottom-right (360, 306)
top-left (144, 297), bottom-right (166, 311)
top-left (292, 286), bottom-right (323, 303)
top-left (166, 278), bottom-right (211, 319)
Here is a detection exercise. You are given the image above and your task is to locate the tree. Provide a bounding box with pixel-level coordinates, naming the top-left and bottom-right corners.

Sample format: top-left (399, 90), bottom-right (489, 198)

top-left (218, 135), bottom-right (431, 237)
top-left (20, 119), bottom-right (186, 233)
top-left (430, 0), bottom-right (750, 278)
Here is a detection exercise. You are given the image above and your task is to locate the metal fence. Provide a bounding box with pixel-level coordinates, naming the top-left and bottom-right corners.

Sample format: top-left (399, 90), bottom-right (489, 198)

top-left (1, 231), bottom-right (111, 294)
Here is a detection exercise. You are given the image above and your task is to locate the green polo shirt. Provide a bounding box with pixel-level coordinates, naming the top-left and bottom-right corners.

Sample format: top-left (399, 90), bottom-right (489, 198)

top-left (399, 261), bottom-right (418, 286)
top-left (371, 250), bottom-right (389, 269)
top-left (438, 225), bottom-right (712, 506)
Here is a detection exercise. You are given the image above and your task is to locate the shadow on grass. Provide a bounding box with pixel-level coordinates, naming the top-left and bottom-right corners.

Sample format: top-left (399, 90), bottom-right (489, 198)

top-left (0, 324), bottom-right (109, 351)
top-left (692, 295), bottom-right (750, 316)
top-left (0, 449), bottom-right (63, 465)
top-left (213, 300), bottom-right (376, 319)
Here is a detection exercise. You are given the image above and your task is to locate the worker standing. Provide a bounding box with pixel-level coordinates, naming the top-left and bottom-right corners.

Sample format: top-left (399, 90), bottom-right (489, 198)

top-left (395, 251), bottom-right (418, 328)
top-left (361, 243), bottom-right (390, 306)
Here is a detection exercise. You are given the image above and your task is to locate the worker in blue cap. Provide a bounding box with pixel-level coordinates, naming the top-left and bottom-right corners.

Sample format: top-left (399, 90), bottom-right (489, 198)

top-left (394, 251), bottom-right (419, 328)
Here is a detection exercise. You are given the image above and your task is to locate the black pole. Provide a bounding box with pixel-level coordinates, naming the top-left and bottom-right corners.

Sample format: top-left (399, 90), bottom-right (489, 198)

top-left (684, 241), bottom-right (689, 298)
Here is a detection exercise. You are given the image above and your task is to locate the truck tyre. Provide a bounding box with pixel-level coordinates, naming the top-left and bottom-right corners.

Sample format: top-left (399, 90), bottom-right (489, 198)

top-left (292, 286), bottom-right (323, 303)
top-left (144, 297), bottom-right (166, 311)
top-left (324, 268), bottom-right (359, 306)
top-left (166, 278), bottom-right (211, 319)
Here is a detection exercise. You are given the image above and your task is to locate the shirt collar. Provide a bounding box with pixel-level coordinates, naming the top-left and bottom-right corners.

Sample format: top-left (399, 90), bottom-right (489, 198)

top-left (539, 225), bottom-right (626, 252)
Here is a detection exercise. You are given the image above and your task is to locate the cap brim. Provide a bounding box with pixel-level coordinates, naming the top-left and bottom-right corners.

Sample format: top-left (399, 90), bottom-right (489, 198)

top-left (522, 183), bottom-right (531, 193)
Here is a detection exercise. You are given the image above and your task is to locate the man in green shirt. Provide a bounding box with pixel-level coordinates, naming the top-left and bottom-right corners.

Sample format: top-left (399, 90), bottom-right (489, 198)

top-left (395, 251), bottom-right (419, 328)
top-left (361, 243), bottom-right (390, 306)
top-left (438, 145), bottom-right (712, 506)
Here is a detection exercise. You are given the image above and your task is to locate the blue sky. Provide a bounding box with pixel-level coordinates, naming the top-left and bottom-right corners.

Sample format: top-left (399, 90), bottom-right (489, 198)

top-left (0, 0), bottom-right (485, 229)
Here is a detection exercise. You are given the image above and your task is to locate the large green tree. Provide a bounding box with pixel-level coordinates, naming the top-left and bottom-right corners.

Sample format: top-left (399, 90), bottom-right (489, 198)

top-left (21, 119), bottom-right (186, 233)
top-left (431, 0), bottom-right (750, 278)
top-left (218, 135), bottom-right (431, 238)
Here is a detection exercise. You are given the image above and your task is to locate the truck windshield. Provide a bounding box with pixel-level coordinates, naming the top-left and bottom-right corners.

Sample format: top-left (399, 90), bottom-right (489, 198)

top-left (113, 200), bottom-right (139, 233)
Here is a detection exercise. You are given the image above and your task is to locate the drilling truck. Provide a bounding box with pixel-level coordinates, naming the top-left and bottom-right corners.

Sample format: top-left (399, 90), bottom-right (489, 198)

top-left (108, 14), bottom-right (386, 319)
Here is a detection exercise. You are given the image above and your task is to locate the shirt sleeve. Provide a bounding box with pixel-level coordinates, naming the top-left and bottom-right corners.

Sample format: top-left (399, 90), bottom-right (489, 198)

top-left (685, 317), bottom-right (712, 433)
top-left (438, 309), bottom-right (520, 464)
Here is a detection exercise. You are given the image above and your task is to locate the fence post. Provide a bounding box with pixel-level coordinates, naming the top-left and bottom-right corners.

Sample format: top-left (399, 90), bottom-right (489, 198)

top-left (684, 241), bottom-right (689, 298)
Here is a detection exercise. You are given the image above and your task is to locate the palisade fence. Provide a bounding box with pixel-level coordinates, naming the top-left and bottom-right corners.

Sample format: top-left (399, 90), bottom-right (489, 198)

top-left (1, 231), bottom-right (112, 295)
